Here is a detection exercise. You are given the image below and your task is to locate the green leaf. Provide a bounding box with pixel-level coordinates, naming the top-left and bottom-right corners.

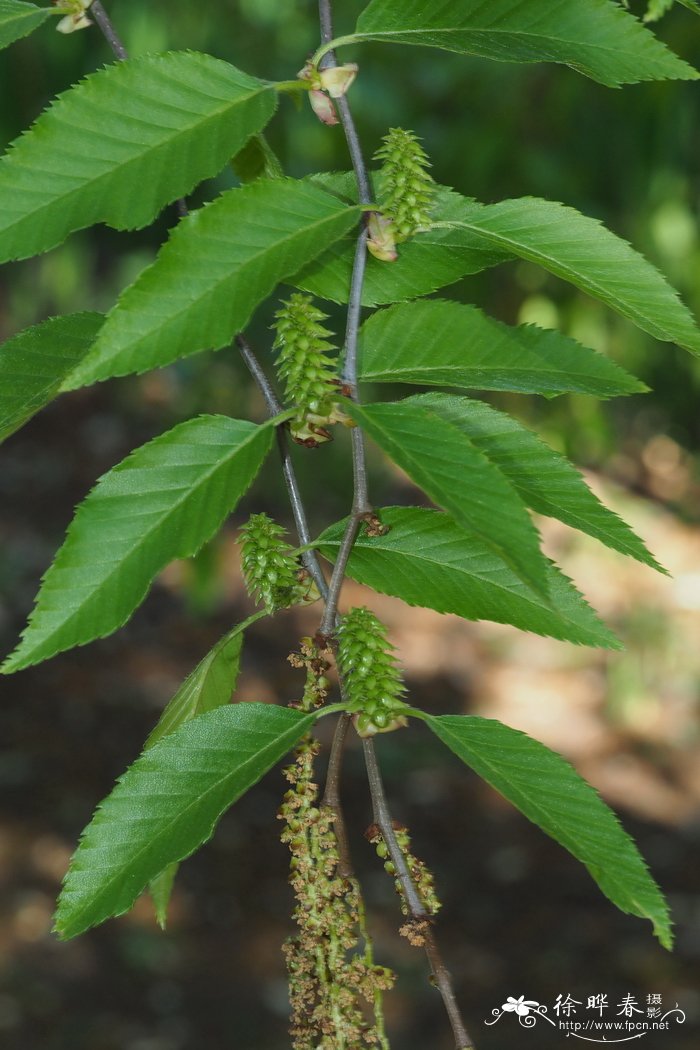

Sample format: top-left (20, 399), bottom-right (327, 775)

top-left (0, 312), bottom-right (104, 444)
top-left (436, 195), bottom-right (700, 356)
top-left (55, 703), bottom-right (315, 939)
top-left (0, 52), bottom-right (277, 263)
top-left (317, 507), bottom-right (621, 649)
top-left (231, 134), bottom-right (284, 183)
top-left (358, 300), bottom-right (646, 399)
top-left (423, 714), bottom-right (671, 948)
top-left (675, 0), bottom-right (700, 14)
top-left (145, 613), bottom-right (265, 750)
top-left (347, 399), bottom-right (550, 598)
top-left (2, 415), bottom-right (278, 673)
top-left (297, 181), bottom-right (504, 307)
top-left (0, 0), bottom-right (50, 51)
top-left (64, 179), bottom-right (362, 388)
top-left (413, 393), bottom-right (665, 573)
top-left (149, 863), bottom-right (178, 931)
top-left (143, 612), bottom-right (264, 926)
top-left (348, 0), bottom-right (697, 86)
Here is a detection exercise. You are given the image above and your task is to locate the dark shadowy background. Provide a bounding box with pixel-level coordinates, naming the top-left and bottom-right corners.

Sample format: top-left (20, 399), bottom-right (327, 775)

top-left (0, 2), bottom-right (699, 1048)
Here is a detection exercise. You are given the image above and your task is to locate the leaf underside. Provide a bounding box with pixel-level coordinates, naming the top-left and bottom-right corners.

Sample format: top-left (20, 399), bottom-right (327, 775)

top-left (55, 704), bottom-right (315, 939)
top-left (425, 714), bottom-right (672, 948)
top-left (358, 299), bottom-right (646, 399)
top-left (145, 613), bottom-right (264, 750)
top-left (410, 393), bottom-right (665, 572)
top-left (0, 312), bottom-right (104, 444)
top-left (352, 0), bottom-right (698, 86)
top-left (347, 399), bottom-right (551, 598)
top-left (317, 507), bottom-right (621, 649)
top-left (0, 51), bottom-right (277, 263)
top-left (0, 0), bottom-right (50, 51)
top-left (2, 415), bottom-right (276, 673)
top-left (65, 178), bottom-right (362, 388)
top-left (144, 614), bottom-right (264, 925)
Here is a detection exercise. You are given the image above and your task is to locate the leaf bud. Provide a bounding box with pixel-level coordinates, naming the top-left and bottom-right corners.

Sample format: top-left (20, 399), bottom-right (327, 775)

top-left (318, 63), bottom-right (359, 99)
top-left (367, 212), bottom-right (398, 263)
top-left (54, 0), bottom-right (91, 33)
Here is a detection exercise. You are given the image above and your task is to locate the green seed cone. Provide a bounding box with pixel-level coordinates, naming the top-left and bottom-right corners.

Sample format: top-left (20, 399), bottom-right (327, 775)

top-left (240, 513), bottom-right (317, 612)
top-left (272, 293), bottom-right (352, 445)
top-left (337, 607), bottom-right (407, 736)
top-left (375, 127), bottom-right (435, 243)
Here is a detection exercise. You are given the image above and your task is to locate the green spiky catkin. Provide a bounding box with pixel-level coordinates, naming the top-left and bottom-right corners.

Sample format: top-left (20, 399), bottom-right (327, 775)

top-left (374, 127), bottom-right (435, 243)
top-left (273, 293), bottom-right (353, 446)
top-left (279, 741), bottom-right (395, 1049)
top-left (239, 513), bottom-right (318, 613)
top-left (336, 608), bottom-right (408, 737)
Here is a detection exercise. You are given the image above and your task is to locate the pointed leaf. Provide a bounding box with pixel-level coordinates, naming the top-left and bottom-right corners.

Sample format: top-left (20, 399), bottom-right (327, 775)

top-left (144, 612), bottom-right (265, 926)
top-left (297, 180), bottom-right (503, 307)
top-left (145, 612), bottom-right (265, 750)
top-left (424, 714), bottom-right (671, 948)
top-left (317, 507), bottom-right (621, 649)
top-left (149, 863), bottom-right (178, 931)
top-left (2, 415), bottom-right (278, 673)
top-left (0, 0), bottom-right (51, 50)
top-left (0, 312), bottom-right (104, 443)
top-left (231, 134), bottom-right (284, 184)
top-left (0, 52), bottom-right (277, 263)
top-left (350, 0), bottom-right (697, 86)
top-left (55, 703), bottom-right (315, 939)
top-left (437, 195), bottom-right (700, 356)
top-left (347, 399), bottom-right (550, 598)
top-left (65, 179), bottom-right (362, 388)
top-left (358, 300), bottom-right (645, 399)
top-left (414, 393), bottom-right (665, 573)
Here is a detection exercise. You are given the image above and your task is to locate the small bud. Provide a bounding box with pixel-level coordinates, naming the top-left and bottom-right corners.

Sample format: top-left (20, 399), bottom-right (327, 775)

top-left (318, 63), bottom-right (358, 99)
top-left (367, 212), bottom-right (397, 263)
top-left (309, 89), bottom-right (339, 126)
top-left (54, 0), bottom-right (91, 33)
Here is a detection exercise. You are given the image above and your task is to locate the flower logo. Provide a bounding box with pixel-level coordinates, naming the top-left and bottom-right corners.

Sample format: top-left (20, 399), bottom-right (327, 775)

top-left (502, 995), bottom-right (541, 1017)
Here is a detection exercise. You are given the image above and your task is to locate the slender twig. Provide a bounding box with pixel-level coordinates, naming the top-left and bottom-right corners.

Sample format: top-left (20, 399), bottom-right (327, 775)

top-left (90, 1), bottom-right (128, 60)
top-left (362, 738), bottom-right (429, 919)
top-left (238, 333), bottom-right (354, 873)
top-left (314, 17), bottom-right (474, 1048)
top-left (236, 335), bottom-right (329, 599)
top-left (321, 712), bottom-right (353, 876)
top-left (363, 738), bottom-right (475, 1050)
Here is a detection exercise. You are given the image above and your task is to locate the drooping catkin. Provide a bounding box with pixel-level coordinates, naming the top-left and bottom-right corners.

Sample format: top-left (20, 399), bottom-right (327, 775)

top-left (272, 292), bottom-right (353, 445)
top-left (239, 513), bottom-right (318, 613)
top-left (374, 127), bottom-right (435, 242)
top-left (279, 740), bottom-right (395, 1049)
top-left (336, 607), bottom-right (408, 737)
top-left (367, 823), bottom-right (442, 920)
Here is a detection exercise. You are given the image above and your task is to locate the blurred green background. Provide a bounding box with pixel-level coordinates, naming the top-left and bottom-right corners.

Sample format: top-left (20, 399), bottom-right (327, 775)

top-left (0, 2), bottom-right (699, 1048)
